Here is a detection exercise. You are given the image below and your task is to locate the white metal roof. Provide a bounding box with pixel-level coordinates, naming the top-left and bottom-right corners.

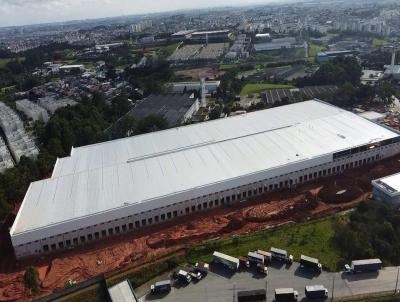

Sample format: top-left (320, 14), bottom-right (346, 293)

top-left (373, 172), bottom-right (400, 195)
top-left (108, 280), bottom-right (138, 302)
top-left (10, 100), bottom-right (400, 242)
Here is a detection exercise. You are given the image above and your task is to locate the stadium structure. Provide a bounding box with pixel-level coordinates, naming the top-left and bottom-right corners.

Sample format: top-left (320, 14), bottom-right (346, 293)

top-left (10, 100), bottom-right (400, 258)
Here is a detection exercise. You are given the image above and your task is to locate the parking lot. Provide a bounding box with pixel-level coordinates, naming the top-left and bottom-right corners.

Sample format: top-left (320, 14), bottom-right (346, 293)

top-left (140, 262), bottom-right (399, 301)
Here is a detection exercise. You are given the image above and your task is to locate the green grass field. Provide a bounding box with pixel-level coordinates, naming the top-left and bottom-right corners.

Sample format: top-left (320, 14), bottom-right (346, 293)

top-left (240, 83), bottom-right (294, 96)
top-left (0, 58), bottom-right (15, 68)
top-left (372, 38), bottom-right (388, 47)
top-left (186, 216), bottom-right (345, 272)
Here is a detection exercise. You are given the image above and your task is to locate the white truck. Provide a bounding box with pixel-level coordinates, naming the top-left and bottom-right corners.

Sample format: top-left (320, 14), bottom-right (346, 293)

top-left (271, 247), bottom-right (293, 264)
top-left (177, 270), bottom-right (192, 283)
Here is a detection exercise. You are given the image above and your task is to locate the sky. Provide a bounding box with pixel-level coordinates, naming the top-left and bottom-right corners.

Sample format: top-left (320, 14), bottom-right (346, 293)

top-left (0, 0), bottom-right (282, 27)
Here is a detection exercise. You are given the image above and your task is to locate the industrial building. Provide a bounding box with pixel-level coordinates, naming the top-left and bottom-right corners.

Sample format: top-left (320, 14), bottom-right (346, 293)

top-left (0, 102), bottom-right (39, 163)
top-left (372, 173), bottom-right (400, 203)
top-left (316, 50), bottom-right (357, 64)
top-left (167, 81), bottom-right (220, 95)
top-left (0, 137), bottom-right (14, 172)
top-left (37, 96), bottom-right (78, 115)
top-left (129, 94), bottom-right (200, 127)
top-left (16, 99), bottom-right (49, 123)
top-left (10, 100), bottom-right (400, 258)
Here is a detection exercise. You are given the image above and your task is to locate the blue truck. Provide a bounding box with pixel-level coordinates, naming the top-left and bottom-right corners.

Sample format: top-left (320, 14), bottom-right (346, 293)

top-left (344, 259), bottom-right (382, 274)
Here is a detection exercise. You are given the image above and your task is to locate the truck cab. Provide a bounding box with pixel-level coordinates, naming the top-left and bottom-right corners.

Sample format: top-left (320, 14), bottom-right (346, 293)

top-left (177, 270), bottom-right (192, 283)
top-left (195, 262), bottom-right (209, 275)
top-left (257, 263), bottom-right (268, 275)
top-left (189, 271), bottom-right (202, 280)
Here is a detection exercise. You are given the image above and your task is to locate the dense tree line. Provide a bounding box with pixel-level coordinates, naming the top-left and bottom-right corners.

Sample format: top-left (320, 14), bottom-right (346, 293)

top-left (297, 57), bottom-right (362, 87)
top-left (334, 201), bottom-right (400, 266)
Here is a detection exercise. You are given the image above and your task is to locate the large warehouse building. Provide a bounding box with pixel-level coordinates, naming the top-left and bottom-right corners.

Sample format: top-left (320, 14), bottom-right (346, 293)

top-left (10, 100), bottom-right (400, 258)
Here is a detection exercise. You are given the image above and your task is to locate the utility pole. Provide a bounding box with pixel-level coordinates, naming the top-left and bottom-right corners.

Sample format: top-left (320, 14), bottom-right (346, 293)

top-left (395, 267), bottom-right (400, 294)
top-left (266, 279), bottom-right (268, 301)
top-left (331, 274), bottom-right (335, 301)
top-left (233, 282), bottom-right (236, 302)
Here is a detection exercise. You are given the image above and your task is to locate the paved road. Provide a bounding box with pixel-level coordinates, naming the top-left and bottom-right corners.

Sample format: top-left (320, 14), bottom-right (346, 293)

top-left (140, 263), bottom-right (400, 301)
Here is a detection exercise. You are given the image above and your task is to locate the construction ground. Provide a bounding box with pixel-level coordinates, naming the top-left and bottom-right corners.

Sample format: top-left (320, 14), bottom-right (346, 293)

top-left (1, 155), bottom-right (400, 301)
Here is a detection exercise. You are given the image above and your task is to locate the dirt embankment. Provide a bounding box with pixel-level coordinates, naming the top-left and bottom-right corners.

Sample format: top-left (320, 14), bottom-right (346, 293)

top-left (1, 156), bottom-right (400, 301)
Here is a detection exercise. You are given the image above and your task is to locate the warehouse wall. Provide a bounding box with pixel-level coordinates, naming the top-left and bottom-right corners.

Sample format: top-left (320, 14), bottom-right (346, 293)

top-left (12, 141), bottom-right (400, 258)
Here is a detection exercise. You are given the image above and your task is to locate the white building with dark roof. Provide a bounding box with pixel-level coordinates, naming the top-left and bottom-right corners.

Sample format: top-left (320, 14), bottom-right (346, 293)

top-left (10, 100), bottom-right (400, 258)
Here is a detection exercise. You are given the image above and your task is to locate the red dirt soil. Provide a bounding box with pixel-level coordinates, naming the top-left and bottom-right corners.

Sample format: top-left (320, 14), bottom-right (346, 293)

top-left (1, 156), bottom-right (400, 301)
top-left (174, 67), bottom-right (226, 80)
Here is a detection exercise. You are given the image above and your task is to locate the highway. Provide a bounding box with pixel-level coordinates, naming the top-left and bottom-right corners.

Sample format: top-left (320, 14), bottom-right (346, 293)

top-left (140, 262), bottom-right (400, 301)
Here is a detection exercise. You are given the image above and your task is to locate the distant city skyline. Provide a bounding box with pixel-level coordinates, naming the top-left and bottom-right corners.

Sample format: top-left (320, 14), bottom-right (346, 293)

top-left (0, 0), bottom-right (288, 28)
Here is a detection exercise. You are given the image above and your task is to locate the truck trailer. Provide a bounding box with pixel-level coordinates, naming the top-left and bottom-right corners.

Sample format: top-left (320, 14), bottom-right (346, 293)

top-left (248, 251), bottom-right (265, 265)
top-left (344, 259), bottom-right (382, 274)
top-left (256, 250), bottom-right (272, 263)
top-left (213, 251), bottom-right (240, 270)
top-left (275, 288), bottom-right (298, 302)
top-left (150, 280), bottom-right (171, 294)
top-left (300, 255), bottom-right (322, 272)
top-left (271, 247), bottom-right (293, 263)
top-left (305, 285), bottom-right (328, 300)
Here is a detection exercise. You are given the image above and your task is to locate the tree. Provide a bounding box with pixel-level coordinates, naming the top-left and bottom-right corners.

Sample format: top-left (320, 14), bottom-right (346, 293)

top-left (209, 106), bottom-right (222, 120)
top-left (24, 266), bottom-right (40, 293)
top-left (376, 82), bottom-right (397, 105)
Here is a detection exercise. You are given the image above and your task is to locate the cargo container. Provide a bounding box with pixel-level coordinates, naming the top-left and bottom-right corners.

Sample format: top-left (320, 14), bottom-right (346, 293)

top-left (275, 288), bottom-right (298, 301)
top-left (271, 247), bottom-right (293, 263)
top-left (248, 251), bottom-right (264, 265)
top-left (256, 250), bottom-right (272, 263)
top-left (300, 255), bottom-right (322, 272)
top-left (305, 285), bottom-right (328, 300)
top-left (213, 251), bottom-right (240, 270)
top-left (344, 259), bottom-right (382, 274)
top-left (150, 280), bottom-right (171, 294)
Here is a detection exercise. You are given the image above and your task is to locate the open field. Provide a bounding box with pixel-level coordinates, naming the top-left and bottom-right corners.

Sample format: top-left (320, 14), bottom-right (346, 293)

top-left (240, 83), bottom-right (294, 95)
top-left (372, 38), bottom-right (389, 47)
top-left (186, 216), bottom-right (343, 271)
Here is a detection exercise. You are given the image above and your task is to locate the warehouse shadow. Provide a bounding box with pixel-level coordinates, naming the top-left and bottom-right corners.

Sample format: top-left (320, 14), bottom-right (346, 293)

top-left (209, 263), bottom-right (235, 279)
top-left (294, 266), bottom-right (317, 279)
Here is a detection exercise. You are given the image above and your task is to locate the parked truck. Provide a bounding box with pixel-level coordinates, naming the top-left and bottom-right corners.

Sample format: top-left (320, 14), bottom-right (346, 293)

top-left (195, 261), bottom-right (209, 275)
top-left (300, 255), bottom-right (322, 273)
top-left (248, 251), bottom-right (264, 265)
top-left (256, 250), bottom-right (272, 263)
top-left (213, 251), bottom-right (240, 270)
top-left (271, 247), bottom-right (293, 264)
top-left (177, 270), bottom-right (192, 283)
top-left (150, 280), bottom-right (172, 294)
top-left (305, 285), bottom-right (328, 300)
top-left (275, 288), bottom-right (298, 301)
top-left (256, 263), bottom-right (268, 275)
top-left (344, 259), bottom-right (382, 274)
